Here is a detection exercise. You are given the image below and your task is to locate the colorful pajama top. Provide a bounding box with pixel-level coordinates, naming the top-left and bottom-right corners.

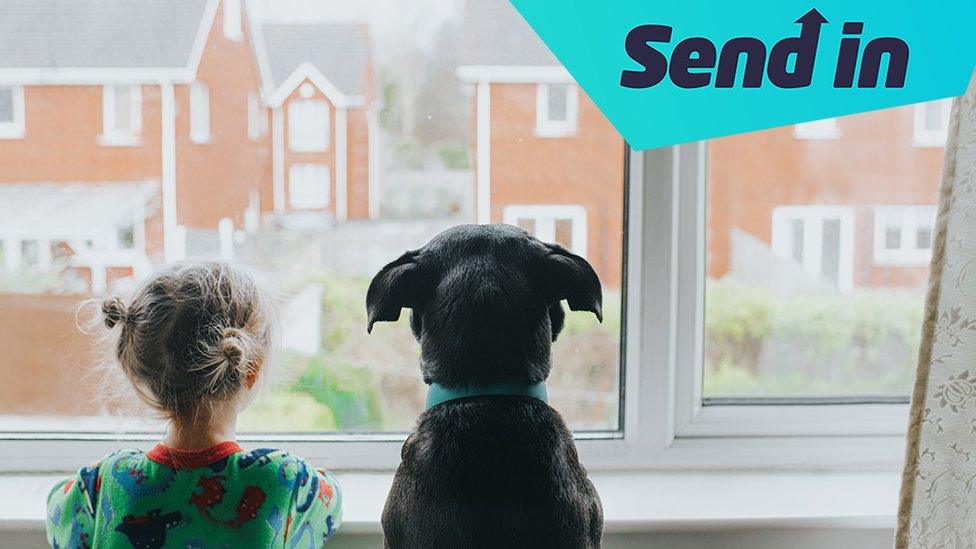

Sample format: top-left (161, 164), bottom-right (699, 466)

top-left (46, 442), bottom-right (341, 548)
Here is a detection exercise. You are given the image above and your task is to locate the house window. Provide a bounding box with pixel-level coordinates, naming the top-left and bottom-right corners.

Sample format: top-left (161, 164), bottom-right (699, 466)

top-left (101, 85), bottom-right (142, 144)
top-left (0, 85), bottom-right (25, 139)
top-left (222, 0), bottom-right (243, 41)
top-left (873, 206), bottom-right (936, 265)
top-left (535, 83), bottom-right (578, 138)
top-left (288, 163), bottom-right (330, 209)
top-left (770, 206), bottom-right (855, 292)
top-left (502, 205), bottom-right (588, 257)
top-left (288, 99), bottom-right (330, 152)
top-left (914, 99), bottom-right (952, 147)
top-left (190, 82), bottom-right (211, 143)
top-left (792, 117), bottom-right (840, 140)
top-left (247, 91), bottom-right (267, 141)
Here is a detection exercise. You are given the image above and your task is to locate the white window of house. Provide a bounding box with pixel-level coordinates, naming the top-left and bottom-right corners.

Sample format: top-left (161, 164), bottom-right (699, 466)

top-left (247, 91), bottom-right (267, 141)
top-left (222, 0), bottom-right (243, 41)
top-left (502, 204), bottom-right (588, 257)
top-left (535, 83), bottom-right (578, 138)
top-left (288, 99), bottom-right (330, 152)
top-left (873, 206), bottom-right (937, 265)
top-left (0, 85), bottom-right (25, 139)
top-left (914, 99), bottom-right (952, 147)
top-left (190, 82), bottom-right (211, 143)
top-left (101, 85), bottom-right (142, 144)
top-left (793, 117), bottom-right (840, 140)
top-left (289, 163), bottom-right (330, 209)
top-left (771, 205), bottom-right (855, 293)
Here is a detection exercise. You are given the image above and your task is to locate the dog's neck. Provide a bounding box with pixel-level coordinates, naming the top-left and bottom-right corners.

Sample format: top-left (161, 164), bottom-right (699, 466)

top-left (425, 380), bottom-right (548, 409)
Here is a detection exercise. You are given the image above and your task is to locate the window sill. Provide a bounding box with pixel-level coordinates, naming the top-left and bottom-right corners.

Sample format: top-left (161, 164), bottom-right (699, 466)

top-left (0, 470), bottom-right (897, 534)
top-left (97, 134), bottom-right (142, 147)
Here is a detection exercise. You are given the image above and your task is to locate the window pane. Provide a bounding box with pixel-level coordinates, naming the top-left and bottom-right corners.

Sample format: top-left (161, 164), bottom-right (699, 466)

top-left (547, 84), bottom-right (568, 122)
top-left (0, 88), bottom-right (13, 122)
top-left (706, 103), bottom-right (940, 399)
top-left (0, 0), bottom-right (624, 434)
top-left (114, 86), bottom-right (131, 133)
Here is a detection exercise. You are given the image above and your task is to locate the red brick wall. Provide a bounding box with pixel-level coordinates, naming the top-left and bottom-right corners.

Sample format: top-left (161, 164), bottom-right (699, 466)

top-left (708, 105), bottom-right (943, 288)
top-left (174, 0), bottom-right (269, 230)
top-left (485, 83), bottom-right (625, 287)
top-left (0, 85), bottom-right (162, 183)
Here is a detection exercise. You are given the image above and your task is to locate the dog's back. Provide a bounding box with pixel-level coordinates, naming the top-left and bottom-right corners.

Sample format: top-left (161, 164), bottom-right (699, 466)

top-left (382, 398), bottom-right (602, 548)
top-left (367, 224), bottom-right (605, 548)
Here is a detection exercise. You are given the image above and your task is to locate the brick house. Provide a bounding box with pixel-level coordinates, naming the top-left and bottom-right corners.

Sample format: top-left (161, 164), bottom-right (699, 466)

top-left (457, 0), bottom-right (626, 287)
top-left (0, 0), bottom-right (374, 291)
top-left (458, 0), bottom-right (947, 294)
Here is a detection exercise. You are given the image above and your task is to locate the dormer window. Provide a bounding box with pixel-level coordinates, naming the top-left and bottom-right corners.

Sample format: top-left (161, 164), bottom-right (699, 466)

top-left (535, 83), bottom-right (579, 138)
top-left (101, 85), bottom-right (142, 145)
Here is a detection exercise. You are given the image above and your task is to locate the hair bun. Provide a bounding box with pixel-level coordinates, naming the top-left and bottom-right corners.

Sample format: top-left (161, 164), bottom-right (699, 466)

top-left (102, 297), bottom-right (128, 329)
top-left (219, 327), bottom-right (247, 370)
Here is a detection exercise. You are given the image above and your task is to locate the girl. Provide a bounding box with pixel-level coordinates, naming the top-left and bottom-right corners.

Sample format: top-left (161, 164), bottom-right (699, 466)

top-left (46, 261), bottom-right (341, 548)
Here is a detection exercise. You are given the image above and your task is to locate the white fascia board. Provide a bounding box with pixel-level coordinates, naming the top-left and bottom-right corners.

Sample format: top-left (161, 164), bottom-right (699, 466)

top-left (456, 65), bottom-right (573, 84)
top-left (264, 63), bottom-right (365, 109)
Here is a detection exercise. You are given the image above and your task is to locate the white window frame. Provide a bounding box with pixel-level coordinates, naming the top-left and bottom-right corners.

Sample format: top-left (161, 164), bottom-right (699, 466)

top-left (222, 0), bottom-right (243, 42)
top-left (100, 85), bottom-right (142, 146)
top-left (873, 205), bottom-right (937, 266)
top-left (792, 117), bottom-right (840, 140)
top-left (535, 82), bottom-right (579, 138)
top-left (190, 82), bottom-right (211, 144)
top-left (288, 99), bottom-right (330, 152)
top-left (0, 85), bottom-right (26, 139)
top-left (502, 204), bottom-right (588, 257)
top-left (288, 163), bottom-right (330, 209)
top-left (913, 99), bottom-right (952, 147)
top-left (771, 205), bottom-right (856, 293)
top-left (0, 145), bottom-right (907, 473)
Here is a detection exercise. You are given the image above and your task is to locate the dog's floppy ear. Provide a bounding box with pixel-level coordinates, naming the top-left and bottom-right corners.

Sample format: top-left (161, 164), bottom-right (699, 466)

top-left (366, 250), bottom-right (421, 333)
top-left (539, 244), bottom-right (603, 322)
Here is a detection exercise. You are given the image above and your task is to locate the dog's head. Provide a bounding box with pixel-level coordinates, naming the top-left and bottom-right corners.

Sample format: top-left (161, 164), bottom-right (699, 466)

top-left (366, 224), bottom-right (602, 386)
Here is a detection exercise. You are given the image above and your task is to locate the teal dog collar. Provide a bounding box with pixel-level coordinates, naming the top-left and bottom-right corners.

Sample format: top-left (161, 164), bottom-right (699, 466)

top-left (426, 381), bottom-right (548, 409)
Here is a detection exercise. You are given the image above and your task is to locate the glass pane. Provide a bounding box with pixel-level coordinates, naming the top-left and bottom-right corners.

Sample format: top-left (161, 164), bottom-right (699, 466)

top-left (925, 101), bottom-right (945, 131)
top-left (547, 84), bottom-right (568, 122)
top-left (114, 86), bottom-right (131, 133)
top-left (516, 218), bottom-right (536, 234)
top-left (554, 218), bottom-right (573, 249)
top-left (0, 88), bottom-right (13, 122)
top-left (916, 220), bottom-right (933, 250)
top-left (0, 0), bottom-right (625, 434)
top-left (706, 103), bottom-right (940, 399)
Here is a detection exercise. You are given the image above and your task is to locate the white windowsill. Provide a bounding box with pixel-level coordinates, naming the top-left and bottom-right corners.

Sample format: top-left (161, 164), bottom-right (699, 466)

top-left (97, 134), bottom-right (142, 147)
top-left (1, 471), bottom-right (898, 534)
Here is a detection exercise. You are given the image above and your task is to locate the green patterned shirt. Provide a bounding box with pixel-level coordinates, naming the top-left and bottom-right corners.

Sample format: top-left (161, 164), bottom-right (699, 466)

top-left (46, 442), bottom-right (342, 548)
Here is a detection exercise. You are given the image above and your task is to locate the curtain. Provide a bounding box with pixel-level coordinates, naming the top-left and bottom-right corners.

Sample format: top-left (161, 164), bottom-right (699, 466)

top-left (897, 73), bottom-right (976, 548)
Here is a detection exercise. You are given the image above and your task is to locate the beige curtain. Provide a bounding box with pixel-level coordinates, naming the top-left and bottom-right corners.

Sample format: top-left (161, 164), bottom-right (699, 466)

top-left (897, 73), bottom-right (976, 548)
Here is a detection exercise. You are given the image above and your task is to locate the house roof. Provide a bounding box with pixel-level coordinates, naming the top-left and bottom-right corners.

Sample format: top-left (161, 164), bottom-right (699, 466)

top-left (0, 182), bottom-right (158, 237)
top-left (0, 0), bottom-right (209, 70)
top-left (459, 0), bottom-right (558, 67)
top-left (261, 24), bottom-right (370, 98)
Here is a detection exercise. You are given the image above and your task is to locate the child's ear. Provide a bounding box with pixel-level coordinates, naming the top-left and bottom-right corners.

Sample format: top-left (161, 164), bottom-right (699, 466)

top-left (243, 361), bottom-right (261, 390)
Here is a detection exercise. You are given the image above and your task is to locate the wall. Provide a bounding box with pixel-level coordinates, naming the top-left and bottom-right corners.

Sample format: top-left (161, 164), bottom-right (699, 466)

top-left (485, 82), bottom-right (625, 287)
top-left (708, 105), bottom-right (944, 288)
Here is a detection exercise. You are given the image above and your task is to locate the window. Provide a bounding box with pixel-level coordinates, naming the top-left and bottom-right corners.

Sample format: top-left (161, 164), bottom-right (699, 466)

top-left (502, 204), bottom-right (588, 257)
top-left (190, 82), bottom-right (211, 143)
top-left (535, 83), bottom-right (578, 137)
top-left (101, 85), bottom-right (142, 145)
top-left (247, 91), bottom-right (267, 140)
top-left (914, 99), bottom-right (952, 147)
top-left (0, 85), bottom-right (25, 139)
top-left (792, 117), bottom-right (840, 140)
top-left (288, 163), bottom-right (330, 209)
top-left (770, 206), bottom-right (854, 292)
top-left (873, 206), bottom-right (936, 265)
top-left (222, 0), bottom-right (243, 42)
top-left (288, 99), bottom-right (330, 151)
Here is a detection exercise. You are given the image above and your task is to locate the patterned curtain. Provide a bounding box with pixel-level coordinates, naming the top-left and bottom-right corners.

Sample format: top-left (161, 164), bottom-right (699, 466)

top-left (897, 73), bottom-right (976, 548)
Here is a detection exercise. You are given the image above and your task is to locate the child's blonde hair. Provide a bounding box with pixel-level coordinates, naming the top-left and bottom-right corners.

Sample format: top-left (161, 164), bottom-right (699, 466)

top-left (99, 261), bottom-right (278, 421)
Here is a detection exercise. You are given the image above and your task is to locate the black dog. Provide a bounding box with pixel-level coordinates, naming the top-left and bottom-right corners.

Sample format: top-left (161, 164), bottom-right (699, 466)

top-left (367, 224), bottom-right (604, 548)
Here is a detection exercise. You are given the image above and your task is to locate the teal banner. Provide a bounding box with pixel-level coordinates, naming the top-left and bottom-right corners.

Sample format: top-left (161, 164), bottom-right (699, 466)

top-left (509, 1), bottom-right (975, 149)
